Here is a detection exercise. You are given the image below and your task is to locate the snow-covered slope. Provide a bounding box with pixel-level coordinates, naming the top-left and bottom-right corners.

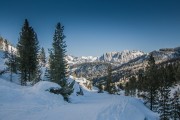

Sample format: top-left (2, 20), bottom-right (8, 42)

top-left (0, 78), bottom-right (159, 120)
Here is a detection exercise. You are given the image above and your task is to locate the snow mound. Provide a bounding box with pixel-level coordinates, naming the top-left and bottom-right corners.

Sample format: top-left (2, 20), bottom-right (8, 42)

top-left (0, 77), bottom-right (158, 120)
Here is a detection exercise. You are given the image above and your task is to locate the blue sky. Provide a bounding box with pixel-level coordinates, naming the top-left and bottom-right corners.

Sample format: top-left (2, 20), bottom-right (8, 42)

top-left (0, 0), bottom-right (180, 56)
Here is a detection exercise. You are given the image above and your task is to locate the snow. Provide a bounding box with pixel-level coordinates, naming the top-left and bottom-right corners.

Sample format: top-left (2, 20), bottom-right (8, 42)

top-left (99, 50), bottom-right (145, 64)
top-left (0, 77), bottom-right (159, 120)
top-left (66, 55), bottom-right (98, 65)
top-left (0, 50), bottom-right (158, 120)
top-left (0, 51), bottom-right (6, 70)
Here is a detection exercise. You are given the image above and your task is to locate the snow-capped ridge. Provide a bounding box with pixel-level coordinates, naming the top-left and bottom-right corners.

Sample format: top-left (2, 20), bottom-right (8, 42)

top-left (99, 50), bottom-right (145, 64)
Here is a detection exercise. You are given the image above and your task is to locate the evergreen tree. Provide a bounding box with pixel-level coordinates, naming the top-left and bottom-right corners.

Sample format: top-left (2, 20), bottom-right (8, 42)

top-left (97, 83), bottom-right (104, 93)
top-left (175, 64), bottom-right (180, 83)
top-left (48, 22), bottom-right (74, 101)
top-left (128, 76), bottom-right (136, 96)
top-left (158, 66), bottom-right (171, 120)
top-left (48, 22), bottom-right (67, 86)
top-left (17, 19), bottom-right (39, 85)
top-left (143, 54), bottom-right (159, 112)
top-left (38, 47), bottom-right (46, 66)
top-left (125, 82), bottom-right (130, 96)
top-left (171, 90), bottom-right (180, 120)
top-left (106, 65), bottom-right (113, 94)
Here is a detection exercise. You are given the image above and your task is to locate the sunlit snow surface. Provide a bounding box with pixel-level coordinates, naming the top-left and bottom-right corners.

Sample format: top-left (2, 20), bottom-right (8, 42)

top-left (0, 77), bottom-right (158, 120)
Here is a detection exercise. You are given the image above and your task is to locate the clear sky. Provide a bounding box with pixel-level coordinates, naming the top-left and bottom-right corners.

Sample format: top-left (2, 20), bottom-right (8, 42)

top-left (0, 0), bottom-right (180, 56)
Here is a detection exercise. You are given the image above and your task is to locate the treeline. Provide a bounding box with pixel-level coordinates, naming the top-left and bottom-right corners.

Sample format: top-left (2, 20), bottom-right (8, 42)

top-left (125, 54), bottom-right (180, 119)
top-left (3, 19), bottom-right (74, 101)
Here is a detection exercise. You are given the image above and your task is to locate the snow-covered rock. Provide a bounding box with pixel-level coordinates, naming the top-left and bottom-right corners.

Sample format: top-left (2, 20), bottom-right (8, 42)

top-left (99, 50), bottom-right (145, 63)
top-left (66, 55), bottom-right (98, 65)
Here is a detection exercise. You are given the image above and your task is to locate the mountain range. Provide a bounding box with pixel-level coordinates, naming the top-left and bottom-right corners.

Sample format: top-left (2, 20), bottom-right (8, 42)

top-left (69, 46), bottom-right (180, 84)
top-left (66, 50), bottom-right (145, 66)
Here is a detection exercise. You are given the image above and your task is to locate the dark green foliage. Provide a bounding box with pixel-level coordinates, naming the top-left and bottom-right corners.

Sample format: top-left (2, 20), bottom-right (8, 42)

top-left (97, 83), bottom-right (104, 93)
top-left (142, 54), bottom-right (159, 111)
top-left (128, 76), bottom-right (137, 96)
top-left (17, 19), bottom-right (39, 85)
top-left (171, 90), bottom-right (180, 120)
top-left (48, 22), bottom-right (74, 101)
top-left (158, 66), bottom-right (171, 120)
top-left (48, 22), bottom-right (67, 86)
top-left (137, 69), bottom-right (145, 92)
top-left (175, 64), bottom-right (180, 83)
top-left (125, 82), bottom-right (130, 96)
top-left (117, 83), bottom-right (124, 90)
top-left (106, 65), bottom-right (113, 94)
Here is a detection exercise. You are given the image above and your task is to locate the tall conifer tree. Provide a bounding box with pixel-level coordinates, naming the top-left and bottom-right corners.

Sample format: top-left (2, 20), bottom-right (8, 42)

top-left (17, 19), bottom-right (39, 85)
top-left (48, 22), bottom-right (67, 86)
top-left (158, 66), bottom-right (171, 120)
top-left (48, 22), bottom-right (74, 101)
top-left (143, 54), bottom-right (159, 111)
top-left (106, 65), bottom-right (113, 94)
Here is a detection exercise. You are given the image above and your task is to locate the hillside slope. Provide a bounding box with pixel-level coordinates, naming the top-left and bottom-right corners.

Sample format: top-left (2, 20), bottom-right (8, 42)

top-left (0, 77), bottom-right (159, 120)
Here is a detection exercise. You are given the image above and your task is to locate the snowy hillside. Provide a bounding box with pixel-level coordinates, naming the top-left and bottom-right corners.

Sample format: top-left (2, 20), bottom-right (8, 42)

top-left (151, 47), bottom-right (180, 63)
top-left (0, 77), bottom-right (159, 120)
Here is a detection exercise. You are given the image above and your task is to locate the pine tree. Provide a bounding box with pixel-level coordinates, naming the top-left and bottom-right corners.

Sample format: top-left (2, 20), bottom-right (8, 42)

top-left (171, 90), bottom-right (180, 120)
top-left (48, 22), bottom-right (74, 101)
top-left (158, 66), bottom-right (171, 120)
top-left (143, 54), bottom-right (159, 112)
top-left (128, 76), bottom-right (136, 96)
top-left (175, 64), bottom-right (180, 83)
top-left (38, 47), bottom-right (46, 66)
top-left (106, 65), bottom-right (113, 94)
top-left (17, 19), bottom-right (39, 85)
top-left (48, 22), bottom-right (67, 86)
top-left (125, 82), bottom-right (130, 96)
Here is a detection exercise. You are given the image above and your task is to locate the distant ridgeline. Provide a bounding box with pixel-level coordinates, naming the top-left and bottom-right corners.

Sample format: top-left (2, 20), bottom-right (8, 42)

top-left (0, 36), bottom-right (16, 52)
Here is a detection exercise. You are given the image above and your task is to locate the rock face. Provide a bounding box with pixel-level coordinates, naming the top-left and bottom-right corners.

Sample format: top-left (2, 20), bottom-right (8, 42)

top-left (151, 47), bottom-right (180, 63)
top-left (99, 50), bottom-right (145, 64)
top-left (66, 55), bottom-right (98, 65)
top-left (66, 50), bottom-right (145, 65)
